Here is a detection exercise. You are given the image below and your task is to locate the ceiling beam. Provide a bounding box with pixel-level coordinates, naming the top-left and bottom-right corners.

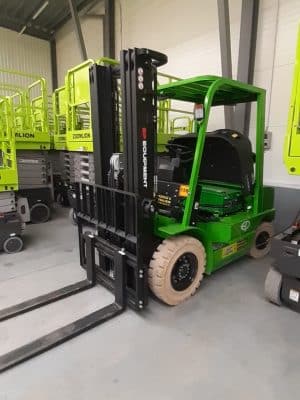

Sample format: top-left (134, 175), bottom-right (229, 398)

top-left (234, 0), bottom-right (259, 136)
top-left (0, 16), bottom-right (51, 40)
top-left (217, 0), bottom-right (234, 129)
top-left (103, 0), bottom-right (115, 58)
top-left (50, 38), bottom-right (58, 90)
top-left (51, 0), bottom-right (99, 34)
top-left (68, 0), bottom-right (88, 61)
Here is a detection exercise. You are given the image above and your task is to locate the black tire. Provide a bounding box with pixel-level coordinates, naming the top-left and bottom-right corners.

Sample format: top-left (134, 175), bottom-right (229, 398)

top-left (249, 222), bottom-right (274, 259)
top-left (3, 236), bottom-right (23, 254)
top-left (264, 267), bottom-right (282, 305)
top-left (149, 235), bottom-right (206, 305)
top-left (69, 208), bottom-right (78, 225)
top-left (30, 203), bottom-right (51, 224)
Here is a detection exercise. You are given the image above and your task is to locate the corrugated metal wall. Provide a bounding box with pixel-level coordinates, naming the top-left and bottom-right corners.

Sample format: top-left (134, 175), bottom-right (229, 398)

top-left (0, 27), bottom-right (52, 94)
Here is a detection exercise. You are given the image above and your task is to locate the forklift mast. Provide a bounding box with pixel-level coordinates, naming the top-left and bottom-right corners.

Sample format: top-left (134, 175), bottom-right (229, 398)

top-left (77, 48), bottom-right (168, 309)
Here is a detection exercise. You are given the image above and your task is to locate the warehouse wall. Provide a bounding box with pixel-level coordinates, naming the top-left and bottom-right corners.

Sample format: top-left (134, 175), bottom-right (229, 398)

top-left (54, 0), bottom-right (300, 193)
top-left (0, 27), bottom-right (52, 92)
top-left (114, 0), bottom-right (300, 190)
top-left (55, 2), bottom-right (104, 86)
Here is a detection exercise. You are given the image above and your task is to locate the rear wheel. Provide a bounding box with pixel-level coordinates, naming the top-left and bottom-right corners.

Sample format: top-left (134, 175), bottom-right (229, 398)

top-left (3, 236), bottom-right (23, 254)
top-left (148, 235), bottom-right (206, 306)
top-left (249, 222), bottom-right (274, 259)
top-left (264, 267), bottom-right (282, 305)
top-left (30, 203), bottom-right (51, 224)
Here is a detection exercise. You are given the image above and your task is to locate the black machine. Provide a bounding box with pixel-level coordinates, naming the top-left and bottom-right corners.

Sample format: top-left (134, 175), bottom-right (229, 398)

top-left (265, 227), bottom-right (300, 312)
top-left (53, 174), bottom-right (70, 207)
top-left (0, 48), bottom-right (167, 372)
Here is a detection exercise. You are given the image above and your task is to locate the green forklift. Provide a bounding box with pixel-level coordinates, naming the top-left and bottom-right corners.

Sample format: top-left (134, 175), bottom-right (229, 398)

top-left (74, 48), bottom-right (275, 307)
top-left (0, 48), bottom-right (275, 371)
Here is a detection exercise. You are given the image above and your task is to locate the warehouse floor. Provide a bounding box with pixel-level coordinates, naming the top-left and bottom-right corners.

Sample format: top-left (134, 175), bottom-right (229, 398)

top-left (0, 207), bottom-right (299, 399)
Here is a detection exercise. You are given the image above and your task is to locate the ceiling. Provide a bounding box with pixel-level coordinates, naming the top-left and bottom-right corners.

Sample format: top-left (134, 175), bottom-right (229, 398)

top-left (0, 0), bottom-right (100, 41)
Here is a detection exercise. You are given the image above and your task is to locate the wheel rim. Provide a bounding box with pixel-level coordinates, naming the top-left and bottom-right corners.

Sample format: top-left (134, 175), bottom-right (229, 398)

top-left (171, 252), bottom-right (198, 291)
top-left (5, 237), bottom-right (22, 253)
top-left (256, 231), bottom-right (270, 250)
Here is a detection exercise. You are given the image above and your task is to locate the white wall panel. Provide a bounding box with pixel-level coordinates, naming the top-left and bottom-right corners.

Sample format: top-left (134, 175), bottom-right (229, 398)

top-left (0, 27), bottom-right (52, 93)
top-left (55, 2), bottom-right (105, 86)
top-left (114, 0), bottom-right (300, 188)
top-left (55, 0), bottom-right (300, 188)
top-left (56, 17), bottom-right (104, 86)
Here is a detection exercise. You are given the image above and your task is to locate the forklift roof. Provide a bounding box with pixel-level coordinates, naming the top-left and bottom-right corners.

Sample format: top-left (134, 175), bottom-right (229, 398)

top-left (157, 75), bottom-right (265, 106)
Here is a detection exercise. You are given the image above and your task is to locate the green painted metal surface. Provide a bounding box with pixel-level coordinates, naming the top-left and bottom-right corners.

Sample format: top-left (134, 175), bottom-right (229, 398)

top-left (53, 86), bottom-right (67, 150)
top-left (0, 96), bottom-right (18, 191)
top-left (65, 59), bottom-right (94, 152)
top-left (0, 68), bottom-right (51, 150)
top-left (156, 75), bottom-right (274, 273)
top-left (198, 181), bottom-right (243, 216)
top-left (65, 58), bottom-right (119, 152)
top-left (284, 25), bottom-right (300, 175)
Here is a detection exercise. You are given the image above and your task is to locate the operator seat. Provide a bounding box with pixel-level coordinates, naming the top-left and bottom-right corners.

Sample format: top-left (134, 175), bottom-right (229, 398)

top-left (157, 129), bottom-right (254, 194)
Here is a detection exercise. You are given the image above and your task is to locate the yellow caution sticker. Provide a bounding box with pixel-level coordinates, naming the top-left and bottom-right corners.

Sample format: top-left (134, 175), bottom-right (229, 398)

top-left (179, 185), bottom-right (189, 197)
top-left (222, 243), bottom-right (238, 258)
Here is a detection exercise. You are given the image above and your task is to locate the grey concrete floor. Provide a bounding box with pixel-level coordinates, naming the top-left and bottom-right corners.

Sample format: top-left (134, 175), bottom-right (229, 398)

top-left (0, 207), bottom-right (300, 399)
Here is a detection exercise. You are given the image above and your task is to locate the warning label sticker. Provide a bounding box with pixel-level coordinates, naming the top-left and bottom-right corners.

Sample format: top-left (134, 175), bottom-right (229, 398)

top-left (222, 243), bottom-right (238, 258)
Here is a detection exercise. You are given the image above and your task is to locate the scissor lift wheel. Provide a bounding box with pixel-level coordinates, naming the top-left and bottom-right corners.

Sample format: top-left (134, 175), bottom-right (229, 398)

top-left (149, 235), bottom-right (206, 305)
top-left (249, 222), bottom-right (274, 259)
top-left (30, 203), bottom-right (50, 224)
top-left (3, 236), bottom-right (23, 254)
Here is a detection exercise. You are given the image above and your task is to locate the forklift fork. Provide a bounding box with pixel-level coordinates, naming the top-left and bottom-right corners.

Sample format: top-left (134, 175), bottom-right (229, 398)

top-left (0, 234), bottom-right (126, 373)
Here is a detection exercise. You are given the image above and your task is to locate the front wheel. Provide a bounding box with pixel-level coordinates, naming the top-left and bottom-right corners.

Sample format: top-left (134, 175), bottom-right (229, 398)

top-left (148, 235), bottom-right (206, 306)
top-left (3, 236), bottom-right (23, 254)
top-left (249, 222), bottom-right (274, 259)
top-left (30, 203), bottom-right (51, 224)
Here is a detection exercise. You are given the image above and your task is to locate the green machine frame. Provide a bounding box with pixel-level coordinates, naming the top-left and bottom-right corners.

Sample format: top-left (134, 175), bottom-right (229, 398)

top-left (53, 86), bottom-right (67, 150)
top-left (156, 76), bottom-right (275, 273)
top-left (0, 95), bottom-right (18, 191)
top-left (284, 25), bottom-right (300, 175)
top-left (65, 57), bottom-right (119, 152)
top-left (0, 68), bottom-right (51, 150)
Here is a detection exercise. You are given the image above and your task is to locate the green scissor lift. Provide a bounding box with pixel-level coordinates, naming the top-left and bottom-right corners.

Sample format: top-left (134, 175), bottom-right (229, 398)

top-left (65, 58), bottom-right (119, 152)
top-left (0, 68), bottom-right (51, 150)
top-left (0, 69), bottom-right (53, 224)
top-left (0, 93), bottom-right (24, 254)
